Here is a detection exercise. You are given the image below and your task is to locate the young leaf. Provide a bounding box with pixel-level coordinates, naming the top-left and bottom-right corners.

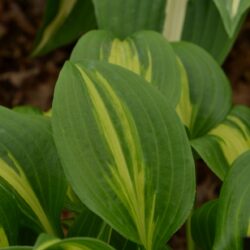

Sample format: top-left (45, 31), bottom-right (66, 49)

top-left (191, 105), bottom-right (250, 179)
top-left (0, 185), bottom-right (20, 246)
top-left (172, 42), bottom-right (232, 139)
top-left (70, 30), bottom-right (182, 107)
top-left (52, 61), bottom-right (195, 250)
top-left (213, 151), bottom-right (250, 250)
top-left (181, 0), bottom-right (245, 64)
top-left (92, 0), bottom-right (166, 38)
top-left (0, 107), bottom-right (67, 236)
top-left (213, 0), bottom-right (250, 37)
top-left (32, 0), bottom-right (96, 56)
top-left (191, 200), bottom-right (218, 250)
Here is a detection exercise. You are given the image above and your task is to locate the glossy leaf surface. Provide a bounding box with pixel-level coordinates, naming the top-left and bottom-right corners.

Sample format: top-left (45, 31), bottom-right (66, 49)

top-left (32, 0), bottom-right (96, 56)
top-left (191, 200), bottom-right (218, 250)
top-left (192, 105), bottom-right (250, 179)
top-left (173, 42), bottom-right (232, 139)
top-left (213, 0), bottom-right (250, 37)
top-left (213, 151), bottom-right (250, 249)
top-left (92, 0), bottom-right (166, 38)
top-left (71, 30), bottom-right (182, 107)
top-left (52, 61), bottom-right (195, 250)
top-left (0, 107), bottom-right (67, 236)
top-left (182, 0), bottom-right (245, 64)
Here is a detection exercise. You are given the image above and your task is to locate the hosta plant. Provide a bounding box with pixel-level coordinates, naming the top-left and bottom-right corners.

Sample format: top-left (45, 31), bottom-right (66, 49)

top-left (1, 1), bottom-right (250, 250)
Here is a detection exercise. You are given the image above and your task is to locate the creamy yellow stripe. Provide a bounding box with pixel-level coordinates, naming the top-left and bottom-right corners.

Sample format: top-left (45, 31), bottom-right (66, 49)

top-left (175, 58), bottom-right (192, 126)
top-left (35, 238), bottom-right (61, 250)
top-left (163, 0), bottom-right (188, 41)
top-left (231, 0), bottom-right (240, 18)
top-left (105, 39), bottom-right (152, 82)
top-left (0, 227), bottom-right (8, 248)
top-left (209, 116), bottom-right (250, 165)
top-left (0, 155), bottom-right (55, 235)
top-left (75, 65), bottom-right (155, 250)
top-left (32, 0), bottom-right (76, 55)
top-left (95, 72), bottom-right (156, 249)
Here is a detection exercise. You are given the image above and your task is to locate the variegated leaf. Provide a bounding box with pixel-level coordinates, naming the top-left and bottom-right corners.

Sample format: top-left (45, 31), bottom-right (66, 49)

top-left (181, 0), bottom-right (245, 64)
top-left (32, 233), bottom-right (115, 250)
top-left (0, 234), bottom-right (114, 250)
top-left (68, 208), bottom-right (139, 249)
top-left (191, 105), bottom-right (250, 179)
top-left (172, 42), bottom-right (232, 139)
top-left (70, 30), bottom-right (182, 107)
top-left (213, 151), bottom-right (250, 249)
top-left (0, 107), bottom-right (67, 236)
top-left (52, 61), bottom-right (195, 250)
top-left (213, 0), bottom-right (250, 37)
top-left (92, 0), bottom-right (166, 38)
top-left (32, 0), bottom-right (96, 56)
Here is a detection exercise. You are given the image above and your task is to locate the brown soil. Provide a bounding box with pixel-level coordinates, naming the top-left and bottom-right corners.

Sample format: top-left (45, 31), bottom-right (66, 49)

top-left (0, 1), bottom-right (249, 249)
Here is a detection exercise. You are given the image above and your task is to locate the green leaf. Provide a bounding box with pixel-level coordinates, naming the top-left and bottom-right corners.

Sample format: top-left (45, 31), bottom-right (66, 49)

top-left (69, 208), bottom-right (139, 249)
top-left (52, 61), bottom-right (195, 250)
top-left (213, 151), bottom-right (250, 249)
top-left (12, 106), bottom-right (43, 115)
top-left (70, 30), bottom-right (182, 107)
top-left (32, 0), bottom-right (96, 56)
top-left (0, 247), bottom-right (32, 250)
top-left (0, 107), bottom-right (67, 236)
top-left (0, 185), bottom-right (20, 246)
top-left (213, 0), bottom-right (250, 37)
top-left (191, 105), bottom-right (250, 179)
top-left (182, 0), bottom-right (245, 64)
top-left (33, 233), bottom-right (115, 250)
top-left (172, 42), bottom-right (232, 139)
top-left (191, 200), bottom-right (218, 250)
top-left (92, 0), bottom-right (166, 38)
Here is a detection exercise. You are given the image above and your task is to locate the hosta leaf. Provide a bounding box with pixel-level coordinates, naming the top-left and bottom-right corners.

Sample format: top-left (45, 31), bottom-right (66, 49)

top-left (69, 208), bottom-right (139, 249)
top-left (92, 0), bottom-right (166, 38)
top-left (32, 233), bottom-right (115, 250)
top-left (181, 0), bottom-right (245, 64)
top-left (0, 107), bottom-right (67, 236)
top-left (172, 42), bottom-right (232, 139)
top-left (70, 30), bottom-right (182, 107)
top-left (13, 106), bottom-right (43, 115)
top-left (191, 200), bottom-right (218, 250)
top-left (32, 0), bottom-right (96, 56)
top-left (213, 0), bottom-right (250, 37)
top-left (1, 234), bottom-right (114, 250)
top-left (52, 61), bottom-right (195, 250)
top-left (213, 151), bottom-right (250, 250)
top-left (0, 185), bottom-right (19, 246)
top-left (191, 105), bottom-right (250, 179)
